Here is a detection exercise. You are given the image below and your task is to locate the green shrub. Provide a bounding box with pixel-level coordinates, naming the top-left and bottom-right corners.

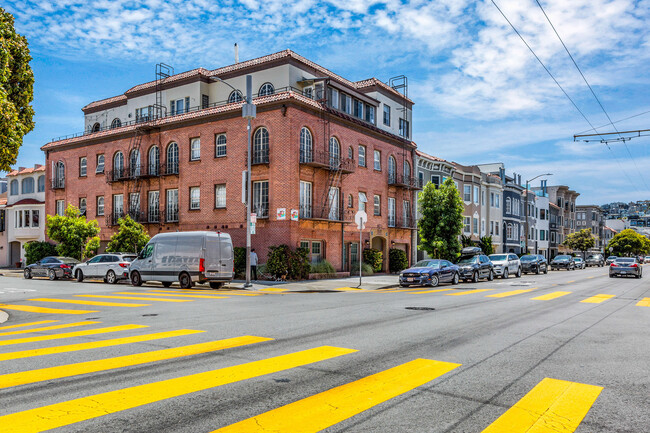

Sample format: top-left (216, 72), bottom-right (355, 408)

top-left (24, 241), bottom-right (57, 265)
top-left (267, 245), bottom-right (310, 280)
top-left (310, 260), bottom-right (336, 276)
top-left (350, 262), bottom-right (374, 276)
top-left (389, 248), bottom-right (409, 273)
top-left (234, 247), bottom-right (246, 278)
top-left (83, 236), bottom-right (101, 259)
top-left (478, 236), bottom-right (494, 256)
top-left (363, 248), bottom-right (383, 272)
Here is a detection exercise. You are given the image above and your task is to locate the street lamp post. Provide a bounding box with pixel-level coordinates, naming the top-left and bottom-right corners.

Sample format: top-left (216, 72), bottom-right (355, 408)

top-left (524, 173), bottom-right (552, 254)
top-left (210, 75), bottom-right (256, 287)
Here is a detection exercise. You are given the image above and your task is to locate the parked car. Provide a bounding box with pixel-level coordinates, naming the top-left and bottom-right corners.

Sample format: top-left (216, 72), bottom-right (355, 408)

top-left (585, 254), bottom-right (605, 267)
top-left (645, 256), bottom-right (650, 264)
top-left (24, 256), bottom-right (80, 280)
top-left (129, 231), bottom-right (234, 289)
top-left (456, 247), bottom-right (494, 283)
top-left (399, 259), bottom-right (459, 287)
top-left (520, 254), bottom-right (548, 274)
top-left (609, 257), bottom-right (643, 278)
top-left (73, 253), bottom-right (137, 284)
top-left (488, 253), bottom-right (521, 279)
top-left (550, 255), bottom-right (576, 271)
top-left (605, 256), bottom-right (618, 265)
top-left (574, 257), bottom-right (586, 269)
top-left (637, 256), bottom-right (645, 264)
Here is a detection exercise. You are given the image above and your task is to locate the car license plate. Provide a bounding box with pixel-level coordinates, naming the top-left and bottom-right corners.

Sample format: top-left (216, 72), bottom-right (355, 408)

top-left (407, 278), bottom-right (414, 282)
top-left (621, 271), bottom-right (627, 274)
top-left (206, 272), bottom-right (218, 277)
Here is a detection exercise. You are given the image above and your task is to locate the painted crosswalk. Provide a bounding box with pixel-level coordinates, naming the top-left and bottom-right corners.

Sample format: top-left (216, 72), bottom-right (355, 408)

top-left (0, 320), bottom-right (99, 336)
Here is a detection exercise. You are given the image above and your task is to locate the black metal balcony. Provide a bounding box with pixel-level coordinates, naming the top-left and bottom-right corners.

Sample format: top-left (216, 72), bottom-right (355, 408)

top-left (304, 204), bottom-right (344, 221)
top-left (389, 173), bottom-right (422, 190)
top-left (252, 148), bottom-right (270, 165)
top-left (161, 162), bottom-right (179, 176)
top-left (397, 213), bottom-right (417, 228)
top-left (299, 149), bottom-right (354, 173)
top-left (106, 212), bottom-right (125, 227)
top-left (50, 177), bottom-right (65, 190)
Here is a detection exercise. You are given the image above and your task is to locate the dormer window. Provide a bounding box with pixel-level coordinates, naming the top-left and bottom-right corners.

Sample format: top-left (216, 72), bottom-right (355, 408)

top-left (171, 97), bottom-right (190, 115)
top-left (303, 87), bottom-right (313, 99)
top-left (91, 122), bottom-right (100, 133)
top-left (259, 83), bottom-right (274, 96)
top-left (110, 118), bottom-right (121, 129)
top-left (228, 90), bottom-right (243, 103)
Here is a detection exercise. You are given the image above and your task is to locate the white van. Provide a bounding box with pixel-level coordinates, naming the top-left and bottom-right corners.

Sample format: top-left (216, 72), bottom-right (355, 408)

top-left (129, 231), bottom-right (234, 289)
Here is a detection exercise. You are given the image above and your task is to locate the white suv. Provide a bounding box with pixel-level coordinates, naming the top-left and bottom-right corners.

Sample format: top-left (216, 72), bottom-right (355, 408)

top-left (488, 253), bottom-right (522, 279)
top-left (73, 253), bottom-right (137, 284)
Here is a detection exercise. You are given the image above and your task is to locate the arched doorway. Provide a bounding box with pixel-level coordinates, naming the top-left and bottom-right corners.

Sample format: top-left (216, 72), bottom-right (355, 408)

top-left (371, 236), bottom-right (387, 272)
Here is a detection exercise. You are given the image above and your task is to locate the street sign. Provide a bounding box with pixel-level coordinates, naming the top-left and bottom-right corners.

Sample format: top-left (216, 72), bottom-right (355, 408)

top-left (250, 222), bottom-right (256, 235)
top-left (355, 210), bottom-right (367, 230)
top-left (251, 213), bottom-right (257, 224)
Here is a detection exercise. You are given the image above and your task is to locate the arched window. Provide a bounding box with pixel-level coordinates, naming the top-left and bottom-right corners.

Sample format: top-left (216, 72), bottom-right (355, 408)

top-left (506, 197), bottom-right (512, 214)
top-left (130, 149), bottom-right (140, 177)
top-left (299, 127), bottom-right (312, 163)
top-left (148, 146), bottom-right (159, 176)
top-left (166, 142), bottom-right (179, 174)
top-left (79, 197), bottom-right (87, 215)
top-left (21, 177), bottom-right (34, 194)
top-left (388, 156), bottom-right (396, 183)
top-left (215, 134), bottom-right (227, 157)
top-left (110, 118), bottom-right (121, 129)
top-left (113, 152), bottom-right (124, 179)
top-left (228, 90), bottom-right (243, 103)
top-left (37, 175), bottom-right (45, 192)
top-left (348, 194), bottom-right (353, 208)
top-left (91, 122), bottom-right (100, 133)
top-left (507, 223), bottom-right (513, 240)
top-left (403, 160), bottom-right (411, 180)
top-left (348, 146), bottom-right (353, 160)
top-left (9, 179), bottom-right (18, 195)
top-left (329, 137), bottom-right (340, 169)
top-left (253, 127), bottom-right (269, 164)
top-left (55, 161), bottom-right (65, 188)
top-left (190, 138), bottom-right (201, 161)
top-left (259, 82), bottom-right (274, 96)
top-left (96, 155), bottom-right (105, 174)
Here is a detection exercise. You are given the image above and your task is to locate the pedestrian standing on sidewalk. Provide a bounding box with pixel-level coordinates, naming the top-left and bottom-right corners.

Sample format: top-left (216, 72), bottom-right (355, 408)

top-left (250, 248), bottom-right (258, 280)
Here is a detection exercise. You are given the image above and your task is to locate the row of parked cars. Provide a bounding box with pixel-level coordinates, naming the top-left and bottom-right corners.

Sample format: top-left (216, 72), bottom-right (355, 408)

top-left (22, 231), bottom-right (235, 289)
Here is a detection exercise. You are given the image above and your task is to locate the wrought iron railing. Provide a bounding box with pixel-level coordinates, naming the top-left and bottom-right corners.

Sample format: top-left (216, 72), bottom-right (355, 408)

top-left (50, 177), bottom-right (65, 190)
top-left (299, 149), bottom-right (355, 173)
top-left (388, 173), bottom-right (422, 189)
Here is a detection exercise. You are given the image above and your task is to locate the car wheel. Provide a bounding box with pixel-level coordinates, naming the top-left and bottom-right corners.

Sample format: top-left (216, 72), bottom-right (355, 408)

top-left (179, 272), bottom-right (193, 289)
top-left (76, 270), bottom-right (84, 282)
top-left (544, 266), bottom-right (548, 274)
top-left (488, 270), bottom-right (494, 281)
top-left (535, 265), bottom-right (540, 275)
top-left (162, 281), bottom-right (173, 288)
top-left (131, 271), bottom-right (143, 287)
top-left (48, 269), bottom-right (57, 280)
top-left (502, 269), bottom-right (509, 279)
top-left (24, 268), bottom-right (32, 279)
top-left (209, 282), bottom-right (224, 289)
top-left (452, 272), bottom-right (459, 285)
top-left (472, 272), bottom-right (479, 283)
top-left (429, 275), bottom-right (439, 287)
top-left (106, 270), bottom-right (117, 284)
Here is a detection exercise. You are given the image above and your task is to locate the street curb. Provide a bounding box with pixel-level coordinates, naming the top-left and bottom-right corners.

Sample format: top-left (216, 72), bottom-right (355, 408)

top-left (0, 310), bottom-right (8, 325)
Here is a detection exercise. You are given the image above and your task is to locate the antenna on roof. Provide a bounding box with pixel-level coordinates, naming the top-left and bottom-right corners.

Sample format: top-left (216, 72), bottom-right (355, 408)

top-left (235, 43), bottom-right (239, 64)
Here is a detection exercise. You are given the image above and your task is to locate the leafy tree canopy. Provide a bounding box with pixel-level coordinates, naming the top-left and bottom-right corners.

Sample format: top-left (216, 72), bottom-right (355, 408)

top-left (46, 205), bottom-right (100, 260)
top-left (0, 8), bottom-right (35, 171)
top-left (106, 215), bottom-right (150, 254)
top-left (418, 177), bottom-right (464, 262)
top-left (479, 236), bottom-right (494, 256)
top-left (605, 229), bottom-right (650, 257)
top-left (562, 228), bottom-right (596, 257)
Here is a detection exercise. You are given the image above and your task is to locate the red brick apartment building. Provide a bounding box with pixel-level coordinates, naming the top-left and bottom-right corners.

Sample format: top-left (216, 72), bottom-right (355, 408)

top-left (42, 50), bottom-right (419, 272)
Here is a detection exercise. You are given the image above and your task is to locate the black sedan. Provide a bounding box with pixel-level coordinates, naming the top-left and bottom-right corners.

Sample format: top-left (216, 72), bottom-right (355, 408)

top-left (399, 259), bottom-right (460, 287)
top-left (24, 256), bottom-right (80, 280)
top-left (609, 257), bottom-right (643, 278)
top-left (550, 255), bottom-right (575, 271)
top-left (520, 254), bottom-right (548, 274)
top-left (456, 254), bottom-right (494, 283)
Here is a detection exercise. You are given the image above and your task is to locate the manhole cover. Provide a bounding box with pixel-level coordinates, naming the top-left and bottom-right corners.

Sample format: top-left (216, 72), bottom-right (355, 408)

top-left (142, 314), bottom-right (158, 317)
top-left (405, 307), bottom-right (436, 311)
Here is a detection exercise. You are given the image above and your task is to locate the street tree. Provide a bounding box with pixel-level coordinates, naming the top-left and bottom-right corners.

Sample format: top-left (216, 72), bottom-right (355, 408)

top-left (46, 205), bottom-right (100, 260)
top-left (418, 177), bottom-right (464, 261)
top-left (562, 228), bottom-right (596, 258)
top-left (0, 8), bottom-right (35, 171)
top-left (106, 215), bottom-right (150, 254)
top-left (605, 229), bottom-right (650, 257)
top-left (479, 236), bottom-right (494, 256)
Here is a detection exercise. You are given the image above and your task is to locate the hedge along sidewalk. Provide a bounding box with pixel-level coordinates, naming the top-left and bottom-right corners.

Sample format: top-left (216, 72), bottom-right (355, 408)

top-left (229, 274), bottom-right (400, 292)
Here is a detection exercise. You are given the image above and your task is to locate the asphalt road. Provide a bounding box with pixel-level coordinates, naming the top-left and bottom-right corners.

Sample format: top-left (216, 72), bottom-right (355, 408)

top-left (0, 265), bottom-right (648, 432)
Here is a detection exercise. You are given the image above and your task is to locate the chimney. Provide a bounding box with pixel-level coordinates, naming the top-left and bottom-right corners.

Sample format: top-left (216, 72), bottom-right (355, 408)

top-left (234, 43), bottom-right (239, 64)
top-left (18, 167), bottom-right (25, 171)
top-left (34, 164), bottom-right (41, 169)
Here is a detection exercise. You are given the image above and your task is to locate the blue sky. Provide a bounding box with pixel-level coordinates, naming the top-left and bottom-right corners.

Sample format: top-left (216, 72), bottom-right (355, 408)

top-left (5, 0), bottom-right (650, 204)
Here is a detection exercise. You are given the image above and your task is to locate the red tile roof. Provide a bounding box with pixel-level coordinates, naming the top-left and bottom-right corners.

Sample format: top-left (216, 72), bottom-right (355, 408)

top-left (416, 149), bottom-right (449, 163)
top-left (354, 77), bottom-right (413, 103)
top-left (0, 198), bottom-right (7, 206)
top-left (7, 165), bottom-right (45, 177)
top-left (5, 198), bottom-right (44, 207)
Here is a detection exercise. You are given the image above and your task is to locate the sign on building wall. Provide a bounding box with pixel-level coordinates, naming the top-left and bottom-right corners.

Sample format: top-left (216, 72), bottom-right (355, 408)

top-left (277, 208), bottom-right (286, 220)
top-left (290, 209), bottom-right (299, 221)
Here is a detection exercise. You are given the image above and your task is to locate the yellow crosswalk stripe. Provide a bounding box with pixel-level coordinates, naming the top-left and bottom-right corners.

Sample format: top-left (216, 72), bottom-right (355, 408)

top-left (334, 287), bottom-right (369, 292)
top-left (567, 280), bottom-right (576, 283)
top-left (0, 329), bottom-right (203, 362)
top-left (481, 377), bottom-right (602, 432)
top-left (112, 292), bottom-right (228, 299)
top-left (149, 290), bottom-right (260, 297)
top-left (0, 324), bottom-right (148, 347)
top-left (381, 288), bottom-right (430, 293)
top-left (212, 358), bottom-right (460, 433)
top-left (487, 289), bottom-right (536, 298)
top-left (258, 288), bottom-right (287, 292)
top-left (409, 288), bottom-right (454, 294)
top-left (75, 295), bottom-right (191, 303)
top-left (636, 297), bottom-right (650, 307)
top-left (0, 321), bottom-right (99, 337)
top-left (0, 345), bottom-right (356, 433)
top-left (0, 335), bottom-right (273, 389)
top-left (0, 303), bottom-right (98, 315)
top-left (28, 298), bottom-right (150, 307)
top-left (532, 291), bottom-right (571, 301)
top-left (581, 294), bottom-right (615, 304)
top-left (0, 320), bottom-right (58, 330)
top-left (446, 289), bottom-right (494, 296)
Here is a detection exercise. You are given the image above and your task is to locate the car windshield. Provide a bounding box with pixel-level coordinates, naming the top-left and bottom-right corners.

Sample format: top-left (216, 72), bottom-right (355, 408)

top-left (520, 255), bottom-right (536, 262)
top-left (575, 258), bottom-right (583, 262)
top-left (489, 255), bottom-right (507, 261)
top-left (458, 257), bottom-right (478, 264)
top-left (554, 255), bottom-right (570, 260)
top-left (122, 256), bottom-right (137, 262)
top-left (587, 255), bottom-right (599, 259)
top-left (412, 260), bottom-right (440, 269)
top-left (57, 257), bottom-right (80, 264)
top-left (616, 258), bottom-right (634, 263)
